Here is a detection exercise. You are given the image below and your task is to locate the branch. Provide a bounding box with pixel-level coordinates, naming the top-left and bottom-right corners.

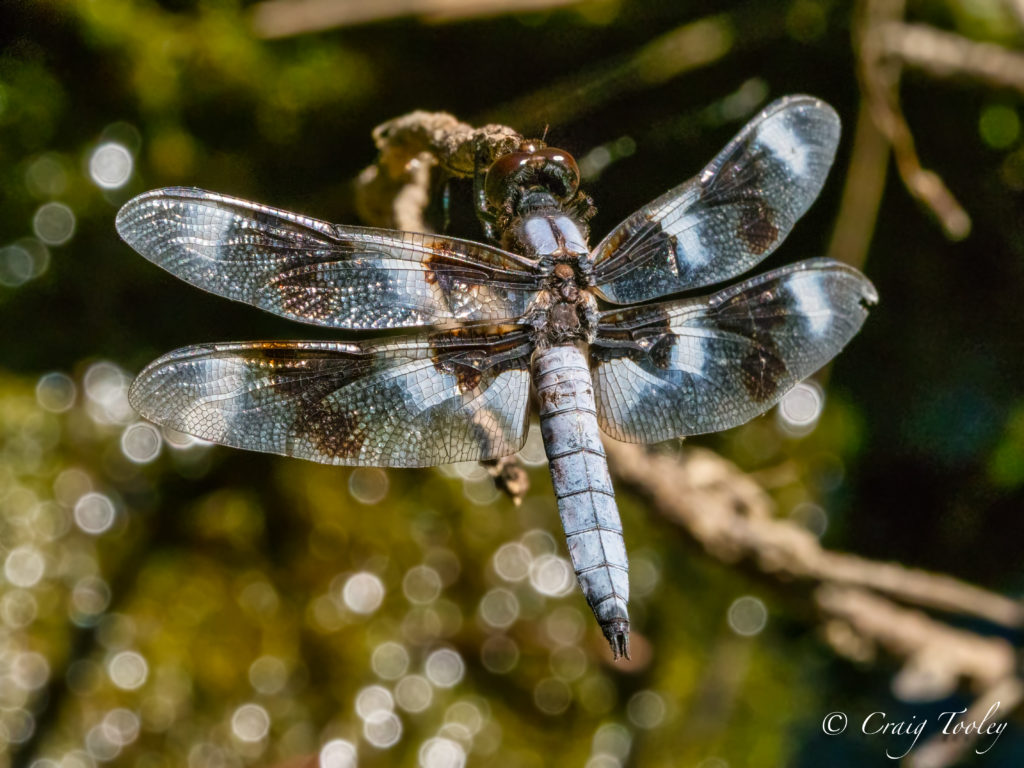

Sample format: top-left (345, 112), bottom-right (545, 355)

top-left (604, 439), bottom-right (1023, 724)
top-left (855, 0), bottom-right (972, 240)
top-left (879, 21), bottom-right (1024, 94)
top-left (605, 442), bottom-right (1024, 628)
top-left (827, 97), bottom-right (890, 270)
top-left (251, 0), bottom-right (585, 39)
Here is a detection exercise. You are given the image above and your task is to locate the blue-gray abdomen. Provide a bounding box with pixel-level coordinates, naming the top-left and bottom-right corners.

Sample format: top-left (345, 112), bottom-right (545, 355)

top-left (532, 344), bottom-right (630, 658)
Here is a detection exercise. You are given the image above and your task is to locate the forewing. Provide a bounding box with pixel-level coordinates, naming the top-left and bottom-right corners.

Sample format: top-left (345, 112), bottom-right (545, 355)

top-left (590, 95), bottom-right (840, 304)
top-left (116, 187), bottom-right (542, 329)
top-left (129, 326), bottom-right (534, 467)
top-left (590, 260), bottom-right (877, 443)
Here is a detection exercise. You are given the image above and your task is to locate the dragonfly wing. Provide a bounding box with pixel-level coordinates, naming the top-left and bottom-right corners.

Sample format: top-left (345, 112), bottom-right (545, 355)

top-left (590, 260), bottom-right (877, 443)
top-left (129, 326), bottom-right (535, 466)
top-left (117, 187), bottom-right (542, 329)
top-left (591, 96), bottom-right (840, 304)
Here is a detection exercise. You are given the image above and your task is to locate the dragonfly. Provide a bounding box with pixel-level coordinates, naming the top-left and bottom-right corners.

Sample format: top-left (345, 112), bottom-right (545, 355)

top-left (117, 95), bottom-right (876, 660)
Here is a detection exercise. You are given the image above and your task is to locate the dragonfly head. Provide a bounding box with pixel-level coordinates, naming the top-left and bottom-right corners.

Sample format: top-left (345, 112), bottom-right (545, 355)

top-left (484, 139), bottom-right (581, 215)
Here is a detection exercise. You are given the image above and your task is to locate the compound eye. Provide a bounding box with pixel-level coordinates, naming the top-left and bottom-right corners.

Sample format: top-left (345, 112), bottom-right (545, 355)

top-left (484, 151), bottom-right (531, 209)
top-left (536, 147), bottom-right (580, 198)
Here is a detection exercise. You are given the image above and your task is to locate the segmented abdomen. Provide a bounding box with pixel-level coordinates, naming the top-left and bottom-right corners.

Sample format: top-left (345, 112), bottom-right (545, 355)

top-left (532, 344), bottom-right (630, 658)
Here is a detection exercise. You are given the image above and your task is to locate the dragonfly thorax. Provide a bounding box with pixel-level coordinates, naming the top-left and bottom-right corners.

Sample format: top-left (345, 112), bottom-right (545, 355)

top-left (525, 262), bottom-right (598, 348)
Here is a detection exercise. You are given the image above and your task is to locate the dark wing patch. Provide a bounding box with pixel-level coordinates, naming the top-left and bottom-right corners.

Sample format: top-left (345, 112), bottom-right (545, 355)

top-left (116, 187), bottom-right (543, 329)
top-left (128, 326), bottom-right (535, 467)
top-left (590, 260), bottom-right (877, 444)
top-left (590, 95), bottom-right (840, 304)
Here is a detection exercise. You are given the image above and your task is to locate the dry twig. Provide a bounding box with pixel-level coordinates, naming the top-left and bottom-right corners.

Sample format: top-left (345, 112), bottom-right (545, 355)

top-left (607, 440), bottom-right (1024, 767)
top-left (251, 0), bottom-right (585, 39)
top-left (880, 21), bottom-right (1024, 94)
top-left (856, 0), bottom-right (971, 240)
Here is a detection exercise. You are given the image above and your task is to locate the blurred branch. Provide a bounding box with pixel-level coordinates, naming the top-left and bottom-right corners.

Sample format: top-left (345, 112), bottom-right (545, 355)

top-left (475, 2), bottom-right (790, 129)
top-left (827, 97), bottom-right (890, 270)
top-left (605, 442), bottom-right (1024, 629)
top-left (604, 440), bottom-right (1023, 739)
top-left (816, 585), bottom-right (1014, 690)
top-left (879, 21), bottom-right (1024, 94)
top-left (475, 14), bottom-right (736, 128)
top-left (251, 0), bottom-right (586, 38)
top-left (856, 0), bottom-right (971, 240)
top-left (1005, 0), bottom-right (1024, 30)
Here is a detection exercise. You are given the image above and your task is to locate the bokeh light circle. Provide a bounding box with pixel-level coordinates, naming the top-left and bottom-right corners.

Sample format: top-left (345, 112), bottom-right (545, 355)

top-left (403, 565), bottom-right (442, 605)
top-left (478, 588), bottom-right (519, 629)
top-left (120, 422), bottom-right (162, 463)
top-left (424, 648), bottom-right (464, 688)
top-left (102, 708), bottom-right (140, 746)
top-left (529, 554), bottom-right (574, 597)
top-left (0, 244), bottom-right (36, 286)
top-left (727, 595), bottom-right (768, 636)
top-left (32, 202), bottom-right (76, 245)
top-left (89, 142), bottom-right (133, 189)
top-left (73, 492), bottom-right (116, 535)
top-left (348, 468), bottom-right (388, 504)
top-left (777, 380), bottom-right (824, 434)
top-left (362, 710), bottom-right (402, 748)
top-left (319, 738), bottom-right (357, 768)
top-left (533, 677), bottom-right (572, 715)
top-left (4, 546), bottom-right (45, 587)
top-left (12, 651), bottom-right (50, 690)
top-left (419, 737), bottom-right (466, 768)
top-left (107, 650), bottom-right (148, 690)
top-left (341, 572), bottom-right (385, 614)
top-left (592, 722), bottom-right (632, 759)
top-left (355, 685), bottom-right (394, 720)
top-left (231, 703), bottom-right (271, 742)
top-left (394, 674), bottom-right (433, 713)
top-left (627, 690), bottom-right (666, 729)
top-left (371, 642), bottom-right (410, 680)
top-left (36, 372), bottom-right (76, 413)
top-left (492, 542), bottom-right (531, 582)
top-left (248, 655), bottom-right (288, 695)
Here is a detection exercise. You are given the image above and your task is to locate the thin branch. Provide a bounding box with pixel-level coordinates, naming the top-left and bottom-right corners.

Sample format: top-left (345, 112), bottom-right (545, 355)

top-left (880, 21), bottom-right (1024, 94)
top-left (474, 14), bottom-right (737, 129)
top-left (251, 0), bottom-right (585, 39)
top-left (827, 97), bottom-right (890, 270)
top-left (855, 0), bottom-right (972, 240)
top-left (816, 585), bottom-right (1015, 691)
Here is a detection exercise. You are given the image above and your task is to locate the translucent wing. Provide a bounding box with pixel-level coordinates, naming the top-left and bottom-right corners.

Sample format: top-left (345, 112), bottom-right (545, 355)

top-left (116, 187), bottom-right (542, 329)
top-left (590, 95), bottom-right (840, 304)
top-left (590, 260), bottom-right (876, 443)
top-left (129, 326), bottom-right (534, 467)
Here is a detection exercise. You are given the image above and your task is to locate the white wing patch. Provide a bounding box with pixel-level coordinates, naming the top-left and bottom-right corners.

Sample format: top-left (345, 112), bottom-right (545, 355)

top-left (788, 272), bottom-right (831, 336)
top-left (665, 333), bottom-right (706, 377)
top-left (758, 119), bottom-right (810, 177)
top-left (667, 211), bottom-right (710, 269)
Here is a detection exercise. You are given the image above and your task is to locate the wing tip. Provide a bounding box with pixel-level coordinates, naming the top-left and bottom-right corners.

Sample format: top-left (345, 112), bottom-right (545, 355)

top-left (765, 93), bottom-right (840, 122)
top-left (115, 186), bottom-right (211, 243)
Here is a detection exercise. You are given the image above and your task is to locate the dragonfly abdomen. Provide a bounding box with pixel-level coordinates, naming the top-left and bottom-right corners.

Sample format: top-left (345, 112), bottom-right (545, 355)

top-left (532, 344), bottom-right (630, 659)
